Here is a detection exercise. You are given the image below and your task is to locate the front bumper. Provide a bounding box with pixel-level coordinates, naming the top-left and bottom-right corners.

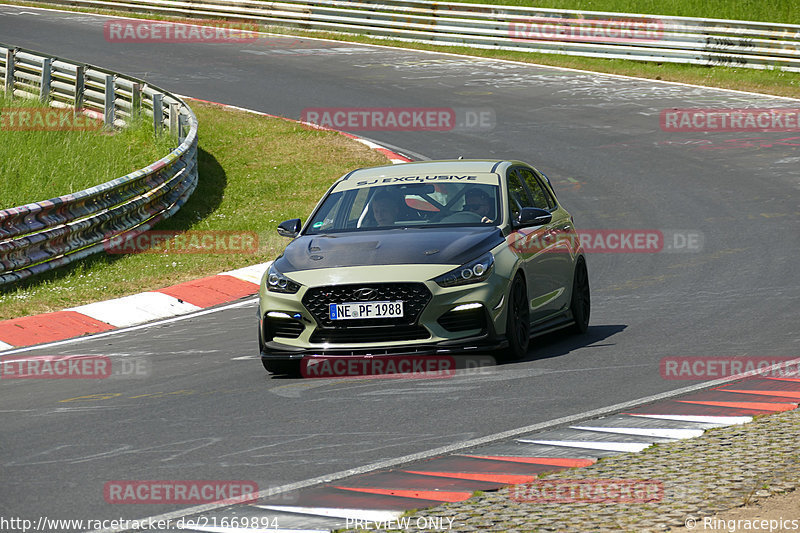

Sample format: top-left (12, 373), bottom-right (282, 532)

top-left (260, 331), bottom-right (507, 360)
top-left (258, 266), bottom-right (512, 361)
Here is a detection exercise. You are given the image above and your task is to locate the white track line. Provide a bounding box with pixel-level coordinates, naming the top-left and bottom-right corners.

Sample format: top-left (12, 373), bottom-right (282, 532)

top-left (253, 505), bottom-right (402, 522)
top-left (627, 414), bottom-right (752, 425)
top-left (570, 425), bottom-right (705, 439)
top-left (518, 440), bottom-right (652, 453)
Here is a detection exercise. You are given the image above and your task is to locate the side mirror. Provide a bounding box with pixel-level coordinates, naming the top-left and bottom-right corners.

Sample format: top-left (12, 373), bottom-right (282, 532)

top-left (516, 207), bottom-right (551, 227)
top-left (277, 218), bottom-right (301, 238)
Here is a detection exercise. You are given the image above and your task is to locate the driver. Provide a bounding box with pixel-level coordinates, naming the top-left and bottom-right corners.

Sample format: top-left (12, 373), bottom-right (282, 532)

top-left (464, 188), bottom-right (494, 223)
top-left (370, 190), bottom-right (403, 226)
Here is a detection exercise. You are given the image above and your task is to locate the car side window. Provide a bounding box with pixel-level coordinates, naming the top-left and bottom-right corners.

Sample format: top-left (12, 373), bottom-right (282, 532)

top-left (533, 170), bottom-right (557, 208)
top-left (518, 168), bottom-right (551, 210)
top-left (506, 169), bottom-right (534, 221)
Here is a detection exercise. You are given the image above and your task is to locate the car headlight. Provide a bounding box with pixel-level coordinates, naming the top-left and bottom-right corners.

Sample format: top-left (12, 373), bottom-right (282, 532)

top-left (434, 252), bottom-right (494, 288)
top-left (265, 264), bottom-right (301, 294)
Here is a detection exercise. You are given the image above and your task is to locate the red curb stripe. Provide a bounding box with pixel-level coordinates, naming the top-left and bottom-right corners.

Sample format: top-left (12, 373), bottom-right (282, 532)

top-left (404, 470), bottom-right (537, 484)
top-left (337, 471), bottom-right (503, 491)
top-left (462, 455), bottom-right (596, 468)
top-left (375, 147), bottom-right (412, 161)
top-left (716, 389), bottom-right (800, 400)
top-left (258, 487), bottom-right (444, 509)
top-left (713, 378), bottom-right (800, 392)
top-left (333, 486), bottom-right (472, 503)
top-left (410, 456), bottom-right (559, 475)
top-left (764, 377), bottom-right (800, 383)
top-left (157, 275), bottom-right (258, 308)
top-left (0, 311), bottom-right (114, 347)
top-left (677, 400), bottom-right (797, 412)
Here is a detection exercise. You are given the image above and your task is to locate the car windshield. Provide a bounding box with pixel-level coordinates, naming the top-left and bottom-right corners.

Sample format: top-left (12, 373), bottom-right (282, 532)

top-left (305, 174), bottom-right (501, 235)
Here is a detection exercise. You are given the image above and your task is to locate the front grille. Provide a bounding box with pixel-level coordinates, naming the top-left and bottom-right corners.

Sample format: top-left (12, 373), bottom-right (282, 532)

top-left (310, 325), bottom-right (430, 343)
top-left (302, 283), bottom-right (432, 328)
top-left (264, 317), bottom-right (304, 340)
top-left (438, 307), bottom-right (487, 332)
top-left (303, 283), bottom-right (433, 344)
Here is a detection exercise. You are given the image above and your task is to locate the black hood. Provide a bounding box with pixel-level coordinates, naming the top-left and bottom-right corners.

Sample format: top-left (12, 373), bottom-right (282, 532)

top-left (275, 226), bottom-right (504, 272)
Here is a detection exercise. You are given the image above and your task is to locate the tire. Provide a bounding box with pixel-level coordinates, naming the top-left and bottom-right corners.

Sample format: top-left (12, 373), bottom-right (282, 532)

top-left (502, 273), bottom-right (531, 361)
top-left (261, 358), bottom-right (301, 376)
top-left (569, 259), bottom-right (590, 334)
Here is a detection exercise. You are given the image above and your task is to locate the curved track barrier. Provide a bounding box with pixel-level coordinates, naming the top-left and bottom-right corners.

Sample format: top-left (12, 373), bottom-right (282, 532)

top-left (30, 0), bottom-right (800, 72)
top-left (0, 43), bottom-right (198, 286)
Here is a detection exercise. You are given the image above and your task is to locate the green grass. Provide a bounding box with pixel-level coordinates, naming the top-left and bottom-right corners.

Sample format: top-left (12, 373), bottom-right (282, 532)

top-left (443, 0), bottom-right (799, 24)
top-left (0, 91), bottom-right (176, 209)
top-left (0, 100), bottom-right (387, 320)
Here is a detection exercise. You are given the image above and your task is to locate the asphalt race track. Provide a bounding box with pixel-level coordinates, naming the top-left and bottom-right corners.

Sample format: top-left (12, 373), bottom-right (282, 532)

top-left (1, 6), bottom-right (798, 530)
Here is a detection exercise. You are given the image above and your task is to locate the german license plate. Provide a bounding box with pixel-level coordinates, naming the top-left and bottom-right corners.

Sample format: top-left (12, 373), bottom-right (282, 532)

top-left (329, 301), bottom-right (403, 320)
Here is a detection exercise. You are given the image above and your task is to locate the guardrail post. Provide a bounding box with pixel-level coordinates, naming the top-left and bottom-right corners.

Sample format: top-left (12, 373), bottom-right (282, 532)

top-left (131, 82), bottom-right (142, 119)
top-left (40, 57), bottom-right (52, 103)
top-left (74, 65), bottom-right (85, 111)
top-left (0, 43), bottom-right (199, 287)
top-left (152, 92), bottom-right (163, 134)
top-left (169, 102), bottom-right (179, 139)
top-left (104, 74), bottom-right (115, 127)
top-left (178, 112), bottom-right (188, 143)
top-left (4, 48), bottom-right (16, 96)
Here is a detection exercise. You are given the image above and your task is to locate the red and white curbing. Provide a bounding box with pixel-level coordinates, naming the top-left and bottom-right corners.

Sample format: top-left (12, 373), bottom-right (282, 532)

top-left (0, 101), bottom-right (412, 352)
top-left (0, 265), bottom-right (268, 350)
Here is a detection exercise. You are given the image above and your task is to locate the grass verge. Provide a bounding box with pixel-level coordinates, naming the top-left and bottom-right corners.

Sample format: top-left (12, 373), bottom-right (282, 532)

top-left (1, 0), bottom-right (797, 98)
top-left (442, 0), bottom-right (799, 24)
top-left (0, 100), bottom-right (387, 320)
top-left (0, 91), bottom-right (176, 209)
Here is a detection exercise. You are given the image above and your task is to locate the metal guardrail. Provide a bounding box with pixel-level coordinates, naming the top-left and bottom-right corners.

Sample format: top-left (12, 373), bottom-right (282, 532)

top-left (0, 43), bottom-right (198, 285)
top-left (28, 0), bottom-right (800, 72)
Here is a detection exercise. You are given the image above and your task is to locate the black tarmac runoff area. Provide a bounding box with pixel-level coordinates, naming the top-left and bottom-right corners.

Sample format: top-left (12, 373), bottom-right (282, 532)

top-left (1, 5), bottom-right (798, 529)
